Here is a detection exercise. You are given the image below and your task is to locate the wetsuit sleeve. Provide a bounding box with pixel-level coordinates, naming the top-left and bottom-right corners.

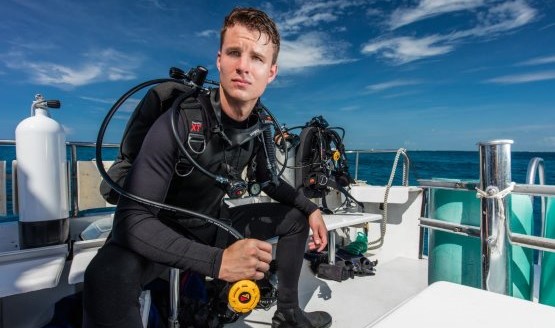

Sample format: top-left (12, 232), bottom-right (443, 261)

top-left (112, 108), bottom-right (224, 278)
top-left (254, 142), bottom-right (319, 217)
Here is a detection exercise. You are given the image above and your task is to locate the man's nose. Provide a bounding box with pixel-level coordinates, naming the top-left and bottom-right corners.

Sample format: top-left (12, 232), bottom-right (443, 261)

top-left (236, 55), bottom-right (250, 73)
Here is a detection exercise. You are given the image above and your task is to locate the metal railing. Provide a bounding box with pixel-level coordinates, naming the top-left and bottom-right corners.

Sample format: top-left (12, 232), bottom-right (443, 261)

top-left (345, 149), bottom-right (411, 182)
top-left (419, 139), bottom-right (555, 297)
top-left (2, 142), bottom-right (411, 218)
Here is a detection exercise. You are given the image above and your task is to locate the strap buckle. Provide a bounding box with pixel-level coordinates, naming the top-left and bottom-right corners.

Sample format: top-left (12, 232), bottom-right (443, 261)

top-left (187, 133), bottom-right (206, 154)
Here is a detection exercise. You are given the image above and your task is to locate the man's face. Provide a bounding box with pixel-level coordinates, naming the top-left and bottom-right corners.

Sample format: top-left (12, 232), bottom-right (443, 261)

top-left (217, 24), bottom-right (278, 106)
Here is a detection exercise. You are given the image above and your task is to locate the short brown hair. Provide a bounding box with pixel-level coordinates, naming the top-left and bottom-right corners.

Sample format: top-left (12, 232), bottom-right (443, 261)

top-left (220, 7), bottom-right (280, 65)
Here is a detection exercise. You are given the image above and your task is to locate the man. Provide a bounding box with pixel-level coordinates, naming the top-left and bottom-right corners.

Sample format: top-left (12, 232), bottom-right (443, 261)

top-left (84, 7), bottom-right (332, 328)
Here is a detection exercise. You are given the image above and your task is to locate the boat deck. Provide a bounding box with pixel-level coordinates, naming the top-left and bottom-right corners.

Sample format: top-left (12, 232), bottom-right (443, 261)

top-left (229, 256), bottom-right (428, 327)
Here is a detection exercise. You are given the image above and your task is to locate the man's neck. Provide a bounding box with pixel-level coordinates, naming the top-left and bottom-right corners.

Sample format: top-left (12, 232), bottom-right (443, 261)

top-left (219, 89), bottom-right (257, 122)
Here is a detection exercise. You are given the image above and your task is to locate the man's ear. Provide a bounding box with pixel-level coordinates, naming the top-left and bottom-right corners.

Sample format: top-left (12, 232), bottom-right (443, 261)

top-left (216, 51), bottom-right (222, 72)
top-left (268, 64), bottom-right (278, 84)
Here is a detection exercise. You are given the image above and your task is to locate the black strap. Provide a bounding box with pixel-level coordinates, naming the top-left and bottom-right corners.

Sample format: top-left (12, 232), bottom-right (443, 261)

top-left (179, 99), bottom-right (207, 154)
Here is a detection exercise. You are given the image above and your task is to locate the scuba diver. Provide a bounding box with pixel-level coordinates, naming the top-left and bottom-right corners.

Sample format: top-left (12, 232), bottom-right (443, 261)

top-left (83, 7), bottom-right (332, 328)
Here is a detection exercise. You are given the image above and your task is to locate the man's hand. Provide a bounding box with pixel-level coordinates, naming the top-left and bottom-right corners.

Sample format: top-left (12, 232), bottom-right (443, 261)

top-left (308, 209), bottom-right (328, 252)
top-left (219, 238), bottom-right (272, 282)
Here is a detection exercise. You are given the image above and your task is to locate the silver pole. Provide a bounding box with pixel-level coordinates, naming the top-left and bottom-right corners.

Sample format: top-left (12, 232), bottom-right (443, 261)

top-left (478, 139), bottom-right (513, 294)
top-left (168, 268), bottom-right (180, 328)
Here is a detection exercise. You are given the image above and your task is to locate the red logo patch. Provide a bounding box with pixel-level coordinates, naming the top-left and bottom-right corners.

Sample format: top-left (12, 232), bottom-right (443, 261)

top-left (239, 292), bottom-right (251, 303)
top-left (190, 121), bottom-right (202, 132)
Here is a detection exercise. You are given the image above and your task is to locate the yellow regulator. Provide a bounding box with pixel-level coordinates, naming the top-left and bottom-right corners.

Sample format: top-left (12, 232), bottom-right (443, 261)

top-left (228, 280), bottom-right (260, 313)
top-left (332, 150), bottom-right (341, 161)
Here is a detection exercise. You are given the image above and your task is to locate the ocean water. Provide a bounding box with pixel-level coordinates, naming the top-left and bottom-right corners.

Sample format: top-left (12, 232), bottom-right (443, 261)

top-left (1, 145), bottom-right (555, 216)
top-left (347, 150), bottom-right (555, 187)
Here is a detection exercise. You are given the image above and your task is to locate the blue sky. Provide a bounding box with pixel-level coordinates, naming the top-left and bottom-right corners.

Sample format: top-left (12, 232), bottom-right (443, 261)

top-left (1, 0), bottom-right (554, 151)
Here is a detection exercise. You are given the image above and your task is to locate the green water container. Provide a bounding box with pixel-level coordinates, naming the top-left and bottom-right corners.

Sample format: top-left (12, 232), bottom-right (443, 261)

top-left (540, 197), bottom-right (555, 306)
top-left (428, 182), bottom-right (533, 299)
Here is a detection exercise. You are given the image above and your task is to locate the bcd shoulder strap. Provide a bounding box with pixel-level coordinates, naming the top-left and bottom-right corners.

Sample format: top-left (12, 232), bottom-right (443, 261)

top-left (173, 94), bottom-right (212, 177)
top-left (100, 82), bottom-right (205, 204)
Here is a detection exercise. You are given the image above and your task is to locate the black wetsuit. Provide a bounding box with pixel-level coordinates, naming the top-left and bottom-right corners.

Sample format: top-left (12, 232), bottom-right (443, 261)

top-left (83, 85), bottom-right (318, 327)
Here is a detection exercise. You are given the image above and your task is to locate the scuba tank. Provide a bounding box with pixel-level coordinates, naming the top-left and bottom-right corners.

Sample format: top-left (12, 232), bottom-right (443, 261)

top-left (274, 129), bottom-right (298, 187)
top-left (15, 94), bottom-right (69, 249)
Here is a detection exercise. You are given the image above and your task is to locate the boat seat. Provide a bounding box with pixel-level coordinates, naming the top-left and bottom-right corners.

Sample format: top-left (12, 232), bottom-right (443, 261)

top-left (0, 244), bottom-right (68, 298)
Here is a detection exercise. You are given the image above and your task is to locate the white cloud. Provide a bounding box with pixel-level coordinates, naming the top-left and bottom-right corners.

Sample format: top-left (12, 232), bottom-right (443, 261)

top-left (81, 96), bottom-right (140, 113)
top-left (80, 96), bottom-right (115, 104)
top-left (2, 48), bottom-right (141, 88)
top-left (364, 0), bottom-right (537, 64)
top-left (366, 79), bottom-right (421, 92)
top-left (277, 1), bottom-right (346, 35)
top-left (362, 36), bottom-right (453, 64)
top-left (451, 0), bottom-right (536, 38)
top-left (485, 70), bottom-right (555, 84)
top-left (257, 1), bottom-right (366, 72)
top-left (278, 32), bottom-right (354, 73)
top-left (390, 0), bottom-right (485, 29)
top-left (278, 1), bottom-right (360, 35)
top-left (27, 62), bottom-right (102, 86)
top-left (196, 30), bottom-right (219, 38)
top-left (339, 105), bottom-right (360, 112)
top-left (518, 55), bottom-right (555, 66)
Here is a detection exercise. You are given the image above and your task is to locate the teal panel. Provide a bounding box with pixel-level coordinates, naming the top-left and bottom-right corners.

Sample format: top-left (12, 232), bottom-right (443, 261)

top-left (428, 182), bottom-right (533, 300)
top-left (428, 187), bottom-right (481, 288)
top-left (508, 194), bottom-right (533, 300)
top-left (540, 197), bottom-right (555, 306)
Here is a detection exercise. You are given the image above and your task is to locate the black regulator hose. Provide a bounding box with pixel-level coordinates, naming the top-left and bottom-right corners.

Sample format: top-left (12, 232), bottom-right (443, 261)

top-left (95, 77), bottom-right (244, 241)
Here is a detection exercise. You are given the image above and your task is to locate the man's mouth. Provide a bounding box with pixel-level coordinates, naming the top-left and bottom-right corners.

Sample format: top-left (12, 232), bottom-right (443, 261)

top-left (232, 78), bottom-right (250, 87)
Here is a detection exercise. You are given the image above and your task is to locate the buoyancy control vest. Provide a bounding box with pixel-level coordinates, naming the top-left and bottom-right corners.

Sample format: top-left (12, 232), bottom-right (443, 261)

top-left (100, 81), bottom-right (198, 204)
top-left (100, 82), bottom-right (268, 205)
top-left (294, 116), bottom-right (363, 210)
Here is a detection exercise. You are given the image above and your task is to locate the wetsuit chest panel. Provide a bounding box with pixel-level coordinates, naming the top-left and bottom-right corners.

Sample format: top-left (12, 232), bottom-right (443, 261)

top-left (165, 131), bottom-right (256, 218)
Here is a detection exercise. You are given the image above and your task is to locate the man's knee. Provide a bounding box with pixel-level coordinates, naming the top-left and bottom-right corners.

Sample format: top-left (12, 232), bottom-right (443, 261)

top-left (284, 207), bottom-right (310, 236)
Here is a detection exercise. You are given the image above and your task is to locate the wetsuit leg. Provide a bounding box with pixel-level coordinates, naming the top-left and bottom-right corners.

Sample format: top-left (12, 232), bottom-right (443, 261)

top-left (83, 242), bottom-right (166, 328)
top-left (228, 203), bottom-right (309, 309)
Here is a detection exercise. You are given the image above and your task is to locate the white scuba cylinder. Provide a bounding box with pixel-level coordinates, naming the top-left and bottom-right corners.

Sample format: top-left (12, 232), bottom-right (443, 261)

top-left (15, 94), bottom-right (69, 249)
top-left (275, 139), bottom-right (296, 187)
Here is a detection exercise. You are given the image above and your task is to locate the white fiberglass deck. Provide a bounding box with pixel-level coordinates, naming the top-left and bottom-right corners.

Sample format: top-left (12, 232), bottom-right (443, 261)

top-left (228, 256), bottom-right (428, 327)
top-left (369, 281), bottom-right (555, 328)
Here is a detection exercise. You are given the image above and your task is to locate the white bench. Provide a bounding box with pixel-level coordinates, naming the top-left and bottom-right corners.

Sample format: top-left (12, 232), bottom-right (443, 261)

top-left (0, 244), bottom-right (68, 298)
top-left (368, 281), bottom-right (555, 328)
